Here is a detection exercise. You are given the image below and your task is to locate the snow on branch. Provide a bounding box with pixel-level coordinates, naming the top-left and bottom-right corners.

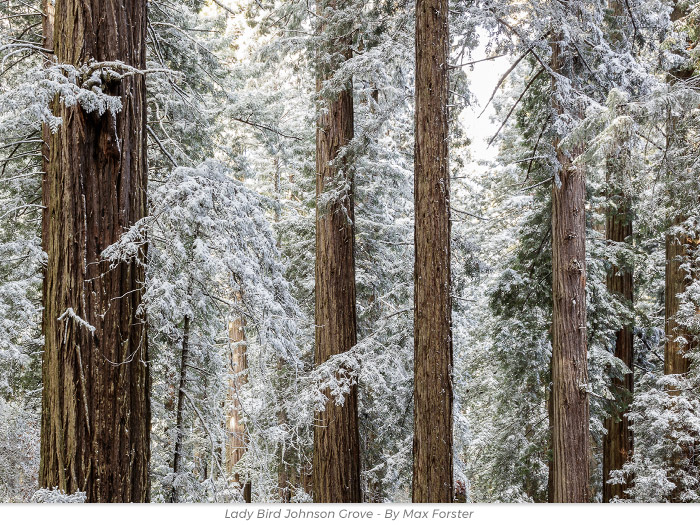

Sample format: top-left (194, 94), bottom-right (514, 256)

top-left (0, 56), bottom-right (181, 138)
top-left (57, 308), bottom-right (96, 334)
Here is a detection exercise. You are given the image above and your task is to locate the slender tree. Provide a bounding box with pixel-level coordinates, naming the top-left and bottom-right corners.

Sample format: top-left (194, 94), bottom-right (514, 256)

top-left (602, 175), bottom-right (634, 501)
top-left (665, 219), bottom-right (693, 378)
top-left (602, 0), bottom-right (634, 502)
top-left (413, 0), bottom-right (453, 503)
top-left (170, 313), bottom-right (191, 503)
top-left (664, 1), bottom-right (695, 380)
top-left (226, 312), bottom-right (252, 503)
top-left (663, 0), bottom-right (697, 503)
top-left (312, 0), bottom-right (362, 503)
top-left (602, 160), bottom-right (634, 502)
top-left (39, 0), bottom-right (150, 502)
top-left (549, 29), bottom-right (590, 503)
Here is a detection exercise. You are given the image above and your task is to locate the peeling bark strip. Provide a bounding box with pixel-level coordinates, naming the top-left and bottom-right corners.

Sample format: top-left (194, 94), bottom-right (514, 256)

top-left (312, 0), bottom-right (361, 503)
top-left (412, 0), bottom-right (454, 503)
top-left (39, 0), bottom-right (150, 502)
top-left (550, 34), bottom-right (590, 503)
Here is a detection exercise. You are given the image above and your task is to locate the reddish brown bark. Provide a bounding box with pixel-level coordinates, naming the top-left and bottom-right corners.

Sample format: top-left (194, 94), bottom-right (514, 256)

top-left (664, 218), bottom-right (696, 502)
top-left (602, 0), bottom-right (634, 502)
top-left (664, 0), bottom-right (694, 378)
top-left (549, 34), bottom-right (590, 503)
top-left (312, 0), bottom-right (361, 501)
top-left (663, 2), bottom-right (697, 503)
top-left (412, 0), bottom-right (454, 503)
top-left (665, 222), bottom-right (692, 377)
top-left (39, 0), bottom-right (150, 503)
top-left (226, 315), bottom-right (252, 502)
top-left (602, 191), bottom-right (634, 502)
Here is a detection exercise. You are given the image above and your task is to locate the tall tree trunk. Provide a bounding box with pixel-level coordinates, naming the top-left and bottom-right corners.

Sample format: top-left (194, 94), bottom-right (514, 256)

top-left (602, 0), bottom-right (634, 502)
top-left (277, 388), bottom-right (290, 502)
top-left (312, 0), bottom-right (361, 504)
top-left (226, 313), bottom-right (251, 502)
top-left (664, 1), bottom-right (696, 502)
top-left (170, 315), bottom-right (191, 503)
top-left (39, 0), bottom-right (150, 503)
top-left (602, 168), bottom-right (634, 502)
top-left (412, 0), bottom-right (454, 504)
top-left (272, 157), bottom-right (291, 503)
top-left (665, 219), bottom-right (692, 377)
top-left (665, 216), bottom-right (695, 503)
top-left (665, 0), bottom-right (694, 380)
top-left (549, 33), bottom-right (591, 504)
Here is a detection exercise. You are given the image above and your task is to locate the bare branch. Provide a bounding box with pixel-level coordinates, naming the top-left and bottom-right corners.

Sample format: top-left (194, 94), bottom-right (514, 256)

top-left (488, 67), bottom-right (545, 147)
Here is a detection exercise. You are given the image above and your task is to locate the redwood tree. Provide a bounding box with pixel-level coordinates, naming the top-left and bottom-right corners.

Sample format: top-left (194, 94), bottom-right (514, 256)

top-left (39, 0), bottom-right (150, 502)
top-left (664, 1), bottom-right (695, 380)
top-left (412, 0), bottom-right (454, 503)
top-left (662, 2), bottom-right (697, 503)
top-left (226, 315), bottom-right (252, 503)
top-left (312, 0), bottom-right (362, 503)
top-left (602, 171), bottom-right (634, 502)
top-left (602, 0), bottom-right (634, 503)
top-left (549, 32), bottom-right (590, 503)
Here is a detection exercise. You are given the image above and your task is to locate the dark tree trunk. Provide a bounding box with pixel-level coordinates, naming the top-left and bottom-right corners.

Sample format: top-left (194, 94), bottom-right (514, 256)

top-left (170, 316), bottom-right (190, 503)
top-left (549, 34), bottom-right (590, 503)
top-left (39, 0), bottom-right (150, 503)
top-left (276, 356), bottom-right (291, 503)
top-left (312, 0), bottom-right (361, 504)
top-left (412, 0), bottom-right (454, 504)
top-left (602, 169), bottom-right (634, 502)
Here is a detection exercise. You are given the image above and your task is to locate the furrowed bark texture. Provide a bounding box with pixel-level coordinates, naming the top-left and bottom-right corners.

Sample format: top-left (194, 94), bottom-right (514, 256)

top-left (550, 36), bottom-right (590, 503)
top-left (312, 0), bottom-right (361, 500)
top-left (226, 316), bottom-right (252, 502)
top-left (602, 192), bottom-right (633, 502)
top-left (39, 0), bottom-right (150, 503)
top-left (412, 0), bottom-right (454, 503)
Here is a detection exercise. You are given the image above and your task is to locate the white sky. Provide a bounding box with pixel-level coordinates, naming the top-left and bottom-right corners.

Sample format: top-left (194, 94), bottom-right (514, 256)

top-left (460, 52), bottom-right (512, 166)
